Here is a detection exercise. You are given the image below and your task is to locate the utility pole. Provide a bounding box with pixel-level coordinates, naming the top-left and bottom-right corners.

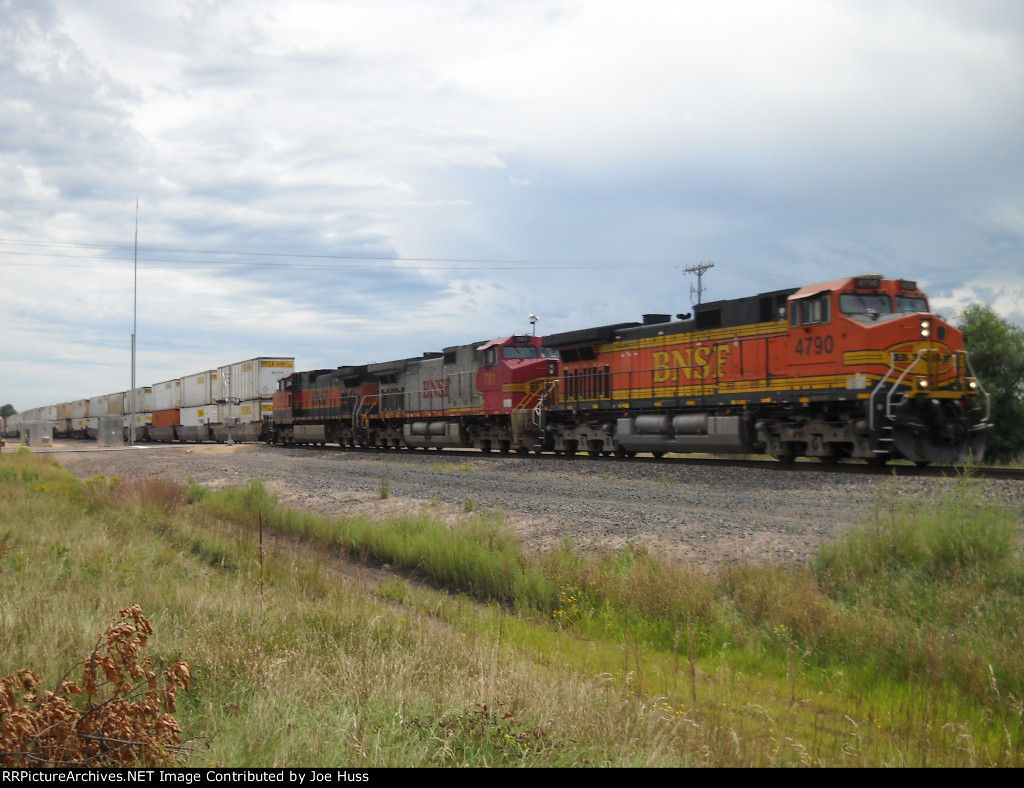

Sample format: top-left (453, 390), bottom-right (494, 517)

top-left (685, 263), bottom-right (714, 306)
top-left (130, 198), bottom-right (138, 445)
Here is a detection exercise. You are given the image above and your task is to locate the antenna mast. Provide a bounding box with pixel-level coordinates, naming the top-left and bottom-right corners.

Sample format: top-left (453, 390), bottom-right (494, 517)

top-left (685, 263), bottom-right (714, 306)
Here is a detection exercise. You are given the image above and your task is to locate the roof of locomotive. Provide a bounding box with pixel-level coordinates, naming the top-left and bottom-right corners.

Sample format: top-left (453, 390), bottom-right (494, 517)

top-left (543, 322), bottom-right (642, 349)
top-left (476, 334), bottom-right (544, 351)
top-left (789, 274), bottom-right (925, 300)
top-left (791, 278), bottom-right (858, 298)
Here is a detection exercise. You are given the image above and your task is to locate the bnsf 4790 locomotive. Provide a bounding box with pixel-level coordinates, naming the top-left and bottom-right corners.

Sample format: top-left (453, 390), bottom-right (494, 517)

top-left (273, 274), bottom-right (988, 465)
top-left (543, 274), bottom-right (988, 464)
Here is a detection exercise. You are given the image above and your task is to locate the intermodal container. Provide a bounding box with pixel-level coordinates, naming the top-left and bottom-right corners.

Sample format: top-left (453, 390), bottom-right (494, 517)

top-left (217, 357), bottom-right (294, 402)
top-left (182, 371), bottom-right (218, 408)
top-left (90, 393), bottom-right (126, 416)
top-left (129, 387), bottom-right (155, 413)
top-left (151, 379), bottom-right (182, 412)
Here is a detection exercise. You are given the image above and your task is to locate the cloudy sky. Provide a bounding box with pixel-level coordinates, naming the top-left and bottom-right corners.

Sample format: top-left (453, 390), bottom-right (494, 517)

top-left (2, 0), bottom-right (1023, 411)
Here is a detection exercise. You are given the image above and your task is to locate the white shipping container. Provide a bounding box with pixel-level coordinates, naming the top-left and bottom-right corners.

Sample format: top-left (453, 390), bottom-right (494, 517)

top-left (129, 387), bottom-right (155, 413)
top-left (182, 371), bottom-right (218, 408)
top-left (71, 399), bottom-right (90, 419)
top-left (217, 399), bottom-right (273, 424)
top-left (181, 405), bottom-right (217, 428)
top-left (35, 405), bottom-right (58, 421)
top-left (151, 379), bottom-right (182, 411)
top-left (217, 357), bottom-right (294, 402)
top-left (89, 393), bottom-right (126, 416)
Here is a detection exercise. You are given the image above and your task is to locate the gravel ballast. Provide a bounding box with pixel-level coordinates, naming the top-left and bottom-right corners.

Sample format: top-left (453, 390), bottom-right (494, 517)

top-left (47, 443), bottom-right (1023, 572)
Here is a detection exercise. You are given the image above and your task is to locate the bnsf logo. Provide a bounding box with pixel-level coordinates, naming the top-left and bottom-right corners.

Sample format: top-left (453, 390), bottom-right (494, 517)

top-left (423, 378), bottom-right (450, 399)
top-left (888, 342), bottom-right (954, 373)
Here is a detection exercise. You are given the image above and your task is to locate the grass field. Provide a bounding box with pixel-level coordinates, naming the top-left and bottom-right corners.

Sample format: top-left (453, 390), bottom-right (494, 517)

top-left (1, 449), bottom-right (1022, 767)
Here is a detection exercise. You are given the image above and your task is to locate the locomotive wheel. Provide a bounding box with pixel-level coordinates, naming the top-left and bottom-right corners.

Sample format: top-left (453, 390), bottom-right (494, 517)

top-left (772, 453), bottom-right (797, 463)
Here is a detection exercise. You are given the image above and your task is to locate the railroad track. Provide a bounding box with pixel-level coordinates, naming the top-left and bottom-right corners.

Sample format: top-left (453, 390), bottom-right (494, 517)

top-left (19, 437), bottom-right (1022, 482)
top-left (271, 442), bottom-right (1024, 481)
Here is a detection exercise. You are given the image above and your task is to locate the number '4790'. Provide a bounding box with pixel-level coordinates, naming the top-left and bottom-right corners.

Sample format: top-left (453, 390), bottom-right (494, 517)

top-left (794, 335), bottom-right (834, 356)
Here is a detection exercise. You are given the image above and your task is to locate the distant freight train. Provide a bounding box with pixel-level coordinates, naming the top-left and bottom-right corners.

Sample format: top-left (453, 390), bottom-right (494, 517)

top-left (3, 357), bottom-right (294, 444)
top-left (271, 274), bottom-right (989, 466)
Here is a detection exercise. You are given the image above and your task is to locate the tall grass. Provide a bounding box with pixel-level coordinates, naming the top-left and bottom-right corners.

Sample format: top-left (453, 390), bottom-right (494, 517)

top-left (3, 452), bottom-right (1023, 766)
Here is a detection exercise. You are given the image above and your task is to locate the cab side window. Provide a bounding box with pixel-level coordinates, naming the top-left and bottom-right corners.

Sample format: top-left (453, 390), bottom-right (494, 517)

top-left (791, 295), bottom-right (830, 327)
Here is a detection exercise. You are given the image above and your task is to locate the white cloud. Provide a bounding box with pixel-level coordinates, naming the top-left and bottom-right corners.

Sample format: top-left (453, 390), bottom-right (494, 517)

top-left (1, 0), bottom-right (1023, 411)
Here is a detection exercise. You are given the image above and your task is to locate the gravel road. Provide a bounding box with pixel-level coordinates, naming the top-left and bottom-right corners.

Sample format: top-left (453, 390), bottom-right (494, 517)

top-left (46, 443), bottom-right (1024, 572)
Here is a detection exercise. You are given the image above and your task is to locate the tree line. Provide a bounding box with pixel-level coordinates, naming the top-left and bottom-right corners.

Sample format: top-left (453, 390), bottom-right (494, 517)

top-left (958, 305), bottom-right (1024, 463)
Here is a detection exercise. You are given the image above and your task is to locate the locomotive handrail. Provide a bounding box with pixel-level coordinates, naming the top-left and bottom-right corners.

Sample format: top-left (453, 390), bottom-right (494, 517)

top-left (356, 394), bottom-right (379, 430)
top-left (957, 350), bottom-right (992, 426)
top-left (868, 358), bottom-right (899, 433)
top-left (527, 378), bottom-right (560, 427)
top-left (870, 347), bottom-right (991, 432)
top-left (869, 347), bottom-right (930, 432)
top-left (512, 377), bottom-right (558, 423)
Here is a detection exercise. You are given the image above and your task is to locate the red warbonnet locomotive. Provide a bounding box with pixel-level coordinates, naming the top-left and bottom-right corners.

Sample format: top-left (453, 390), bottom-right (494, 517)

top-left (273, 274), bottom-right (989, 465)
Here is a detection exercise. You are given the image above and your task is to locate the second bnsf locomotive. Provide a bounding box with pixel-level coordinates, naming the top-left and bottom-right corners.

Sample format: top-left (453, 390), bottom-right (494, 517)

top-left (273, 274), bottom-right (989, 465)
top-left (272, 334), bottom-right (559, 452)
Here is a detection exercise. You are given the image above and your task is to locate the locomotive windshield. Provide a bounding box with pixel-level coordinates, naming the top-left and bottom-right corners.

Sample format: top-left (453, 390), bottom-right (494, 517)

top-left (840, 292), bottom-right (930, 321)
top-left (503, 346), bottom-right (539, 359)
top-left (896, 295), bottom-right (929, 313)
top-left (501, 346), bottom-right (560, 360)
top-left (840, 293), bottom-right (891, 316)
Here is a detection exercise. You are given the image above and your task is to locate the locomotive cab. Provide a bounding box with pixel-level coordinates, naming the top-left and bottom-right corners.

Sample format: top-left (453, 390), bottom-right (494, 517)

top-left (471, 335), bottom-right (560, 452)
top-left (784, 275), bottom-right (989, 463)
top-left (475, 335), bottom-right (559, 414)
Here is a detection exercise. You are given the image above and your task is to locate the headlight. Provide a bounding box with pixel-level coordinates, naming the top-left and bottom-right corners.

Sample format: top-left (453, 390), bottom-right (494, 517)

top-left (967, 378), bottom-right (978, 391)
top-left (916, 377), bottom-right (930, 390)
top-left (920, 318), bottom-right (932, 338)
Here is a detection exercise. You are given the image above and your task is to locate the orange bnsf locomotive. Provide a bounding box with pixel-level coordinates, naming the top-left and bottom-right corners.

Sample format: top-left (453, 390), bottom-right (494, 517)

top-left (271, 334), bottom-right (559, 452)
top-left (543, 274), bottom-right (989, 465)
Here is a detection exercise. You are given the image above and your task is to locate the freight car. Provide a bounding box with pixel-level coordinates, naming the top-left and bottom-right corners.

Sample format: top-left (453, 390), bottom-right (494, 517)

top-left (3, 357), bottom-right (294, 444)
top-left (272, 334), bottom-right (559, 452)
top-left (543, 274), bottom-right (989, 464)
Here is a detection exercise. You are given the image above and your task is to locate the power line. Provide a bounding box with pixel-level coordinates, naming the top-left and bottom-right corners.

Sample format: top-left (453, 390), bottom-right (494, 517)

top-left (0, 237), bottom-right (698, 269)
top-left (0, 237), bottom-right (808, 288)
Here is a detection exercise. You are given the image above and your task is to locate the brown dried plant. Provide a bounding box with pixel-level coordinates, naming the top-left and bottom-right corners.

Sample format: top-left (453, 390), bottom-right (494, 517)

top-left (1, 605), bottom-right (192, 767)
